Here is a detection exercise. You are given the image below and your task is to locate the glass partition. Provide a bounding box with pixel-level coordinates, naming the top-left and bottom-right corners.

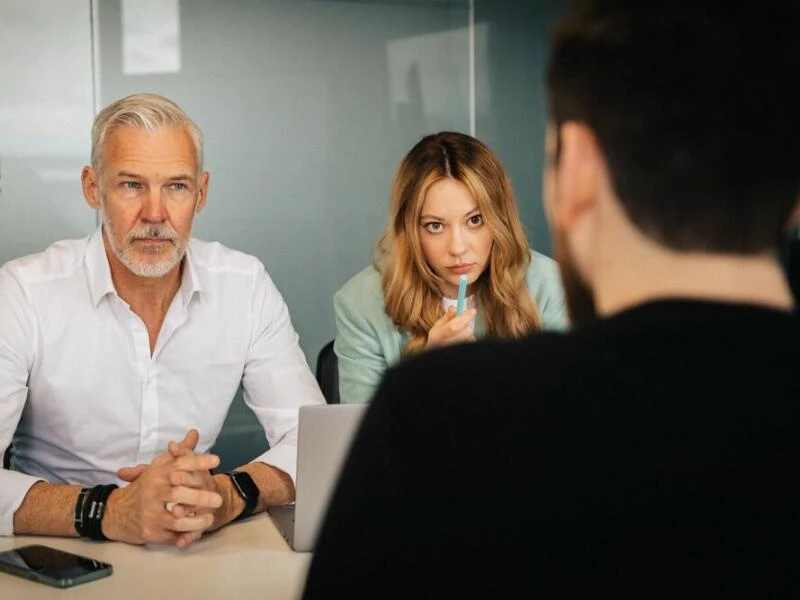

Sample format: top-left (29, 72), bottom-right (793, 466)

top-left (94, 0), bottom-right (472, 468)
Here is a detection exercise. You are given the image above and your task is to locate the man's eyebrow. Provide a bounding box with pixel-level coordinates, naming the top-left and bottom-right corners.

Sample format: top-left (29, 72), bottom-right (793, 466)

top-left (115, 170), bottom-right (143, 179)
top-left (114, 171), bottom-right (194, 182)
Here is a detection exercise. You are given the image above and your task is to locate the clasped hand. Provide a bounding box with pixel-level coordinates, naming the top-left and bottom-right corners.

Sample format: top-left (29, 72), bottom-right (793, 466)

top-left (109, 429), bottom-right (222, 548)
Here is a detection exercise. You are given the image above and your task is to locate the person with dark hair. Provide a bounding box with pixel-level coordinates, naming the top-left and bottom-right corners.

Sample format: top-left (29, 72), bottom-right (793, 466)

top-left (303, 0), bottom-right (800, 596)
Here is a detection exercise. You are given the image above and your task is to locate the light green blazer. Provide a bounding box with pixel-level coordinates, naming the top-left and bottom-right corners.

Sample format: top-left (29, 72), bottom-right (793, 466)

top-left (333, 250), bottom-right (568, 404)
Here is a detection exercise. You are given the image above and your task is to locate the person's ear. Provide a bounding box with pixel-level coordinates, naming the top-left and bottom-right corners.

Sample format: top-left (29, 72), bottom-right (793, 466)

top-left (551, 122), bottom-right (604, 232)
top-left (788, 196), bottom-right (800, 229)
top-left (542, 124), bottom-right (559, 227)
top-left (195, 172), bottom-right (210, 214)
top-left (81, 166), bottom-right (101, 210)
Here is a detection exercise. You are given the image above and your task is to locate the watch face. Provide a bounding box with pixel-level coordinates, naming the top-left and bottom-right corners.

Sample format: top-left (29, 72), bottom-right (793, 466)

top-left (231, 471), bottom-right (259, 500)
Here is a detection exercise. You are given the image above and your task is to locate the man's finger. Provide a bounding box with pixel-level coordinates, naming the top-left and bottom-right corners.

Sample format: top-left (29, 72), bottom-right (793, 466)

top-left (175, 530), bottom-right (204, 549)
top-left (117, 464), bottom-right (147, 482)
top-left (168, 440), bottom-right (191, 458)
top-left (168, 469), bottom-right (211, 488)
top-left (169, 502), bottom-right (215, 518)
top-left (172, 452), bottom-right (220, 473)
top-left (168, 512), bottom-right (215, 533)
top-left (138, 525), bottom-right (180, 546)
top-left (167, 487), bottom-right (223, 510)
top-left (178, 429), bottom-right (200, 452)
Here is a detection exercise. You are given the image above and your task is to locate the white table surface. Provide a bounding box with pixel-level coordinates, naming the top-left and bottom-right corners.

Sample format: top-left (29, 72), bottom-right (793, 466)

top-left (0, 513), bottom-right (311, 599)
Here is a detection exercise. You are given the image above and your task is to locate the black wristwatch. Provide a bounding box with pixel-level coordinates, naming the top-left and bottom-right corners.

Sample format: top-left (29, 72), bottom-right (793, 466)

top-left (226, 471), bottom-right (259, 522)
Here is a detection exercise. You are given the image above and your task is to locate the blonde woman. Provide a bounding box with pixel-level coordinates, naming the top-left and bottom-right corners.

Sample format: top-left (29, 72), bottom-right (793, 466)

top-left (334, 132), bottom-right (567, 404)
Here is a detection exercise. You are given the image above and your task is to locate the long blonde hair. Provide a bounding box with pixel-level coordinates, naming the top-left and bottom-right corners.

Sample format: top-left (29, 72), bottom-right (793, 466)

top-left (375, 132), bottom-right (541, 354)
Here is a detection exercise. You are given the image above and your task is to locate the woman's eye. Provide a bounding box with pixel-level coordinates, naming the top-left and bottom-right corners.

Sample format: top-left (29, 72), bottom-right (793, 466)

top-left (423, 222), bottom-right (444, 233)
top-left (468, 214), bottom-right (483, 226)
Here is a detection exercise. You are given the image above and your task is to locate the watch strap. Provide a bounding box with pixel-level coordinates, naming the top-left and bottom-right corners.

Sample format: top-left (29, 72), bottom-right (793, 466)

top-left (226, 471), bottom-right (258, 522)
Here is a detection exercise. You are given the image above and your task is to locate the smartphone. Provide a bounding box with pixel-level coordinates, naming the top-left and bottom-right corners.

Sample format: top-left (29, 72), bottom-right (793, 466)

top-left (0, 544), bottom-right (112, 588)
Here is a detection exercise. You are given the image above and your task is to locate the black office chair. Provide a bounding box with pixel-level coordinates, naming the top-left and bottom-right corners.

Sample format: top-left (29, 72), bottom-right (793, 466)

top-left (316, 340), bottom-right (340, 404)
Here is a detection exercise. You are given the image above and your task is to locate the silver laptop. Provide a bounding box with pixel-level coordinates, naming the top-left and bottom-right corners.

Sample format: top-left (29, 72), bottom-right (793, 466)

top-left (269, 403), bottom-right (367, 552)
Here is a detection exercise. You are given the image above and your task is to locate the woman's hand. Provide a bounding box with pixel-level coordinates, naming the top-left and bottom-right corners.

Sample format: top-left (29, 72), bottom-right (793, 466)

top-left (426, 306), bottom-right (477, 349)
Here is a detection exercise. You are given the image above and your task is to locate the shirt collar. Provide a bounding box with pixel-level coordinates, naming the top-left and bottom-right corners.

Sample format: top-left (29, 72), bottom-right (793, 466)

top-left (179, 244), bottom-right (203, 307)
top-left (85, 227), bottom-right (116, 307)
top-left (84, 226), bottom-right (203, 307)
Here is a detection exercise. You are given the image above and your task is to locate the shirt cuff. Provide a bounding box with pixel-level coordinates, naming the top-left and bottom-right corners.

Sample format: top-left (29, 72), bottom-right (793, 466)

top-left (251, 432), bottom-right (298, 485)
top-left (0, 470), bottom-right (45, 536)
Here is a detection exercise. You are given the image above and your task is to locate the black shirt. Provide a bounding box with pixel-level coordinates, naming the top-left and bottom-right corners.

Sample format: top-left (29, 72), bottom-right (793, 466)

top-left (304, 300), bottom-right (800, 598)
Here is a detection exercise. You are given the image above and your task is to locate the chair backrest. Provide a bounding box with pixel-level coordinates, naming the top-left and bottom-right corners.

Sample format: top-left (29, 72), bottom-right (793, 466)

top-left (316, 340), bottom-right (340, 404)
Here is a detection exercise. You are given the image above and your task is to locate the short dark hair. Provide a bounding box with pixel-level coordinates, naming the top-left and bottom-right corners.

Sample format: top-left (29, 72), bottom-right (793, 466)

top-left (547, 0), bottom-right (800, 253)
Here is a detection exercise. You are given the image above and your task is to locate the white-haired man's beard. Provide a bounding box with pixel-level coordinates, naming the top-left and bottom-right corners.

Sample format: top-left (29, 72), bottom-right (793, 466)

top-left (553, 229), bottom-right (597, 327)
top-left (101, 209), bottom-right (186, 278)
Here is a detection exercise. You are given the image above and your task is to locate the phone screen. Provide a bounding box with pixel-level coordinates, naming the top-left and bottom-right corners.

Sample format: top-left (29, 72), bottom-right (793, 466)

top-left (0, 544), bottom-right (113, 588)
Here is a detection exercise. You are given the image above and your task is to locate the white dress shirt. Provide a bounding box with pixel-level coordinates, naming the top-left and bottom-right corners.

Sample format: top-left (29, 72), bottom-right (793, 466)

top-left (0, 228), bottom-right (324, 536)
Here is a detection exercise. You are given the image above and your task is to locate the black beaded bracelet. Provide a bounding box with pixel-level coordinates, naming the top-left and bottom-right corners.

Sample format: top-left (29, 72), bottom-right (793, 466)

top-left (74, 484), bottom-right (118, 540)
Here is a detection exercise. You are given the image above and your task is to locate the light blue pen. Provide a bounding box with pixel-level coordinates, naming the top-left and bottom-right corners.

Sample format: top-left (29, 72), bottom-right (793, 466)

top-left (456, 274), bottom-right (468, 315)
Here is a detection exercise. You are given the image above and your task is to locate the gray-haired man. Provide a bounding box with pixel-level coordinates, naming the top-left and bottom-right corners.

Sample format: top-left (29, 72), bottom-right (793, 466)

top-left (0, 93), bottom-right (324, 547)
